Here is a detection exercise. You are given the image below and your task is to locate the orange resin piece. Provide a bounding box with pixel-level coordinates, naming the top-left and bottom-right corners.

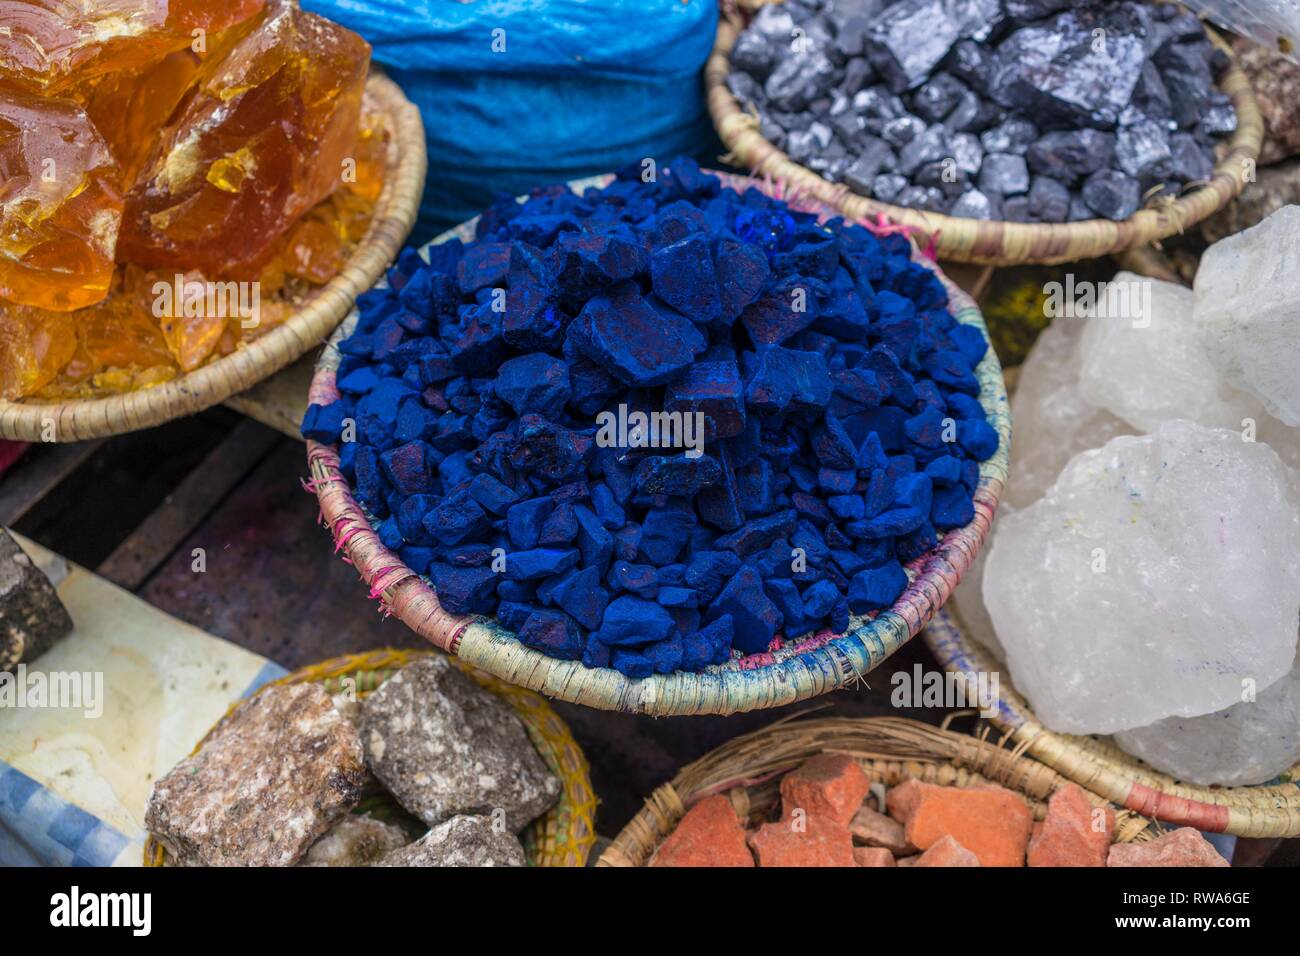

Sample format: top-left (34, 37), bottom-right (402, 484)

top-left (118, 3), bottom-right (371, 279)
top-left (0, 91), bottom-right (123, 310)
top-left (0, 0), bottom-right (265, 96)
top-left (0, 305), bottom-right (78, 400)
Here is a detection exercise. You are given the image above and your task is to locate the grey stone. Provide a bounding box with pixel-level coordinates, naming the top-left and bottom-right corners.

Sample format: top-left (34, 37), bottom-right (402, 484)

top-left (864, 0), bottom-right (961, 93)
top-left (830, 110), bottom-right (866, 145)
top-left (1115, 116), bottom-right (1173, 182)
top-left (360, 656), bottom-right (561, 832)
top-left (881, 113), bottom-right (927, 148)
top-left (146, 683), bottom-right (367, 866)
top-left (943, 38), bottom-right (993, 93)
top-left (765, 50), bottom-right (837, 111)
top-left (0, 530), bottom-right (73, 672)
top-left (1001, 194), bottom-right (1033, 222)
top-left (980, 117), bottom-right (1038, 155)
top-left (842, 56), bottom-right (876, 95)
top-left (1081, 169), bottom-right (1141, 220)
top-left (945, 0), bottom-right (1005, 42)
top-left (943, 90), bottom-right (984, 132)
top-left (844, 136), bottom-right (896, 191)
top-left (731, 30), bottom-right (776, 78)
top-left (1003, 0), bottom-right (1072, 19)
top-left (949, 131), bottom-right (984, 177)
top-left (894, 184), bottom-right (947, 211)
top-left (1132, 61), bottom-right (1172, 121)
top-left (872, 173), bottom-right (910, 203)
top-left (948, 188), bottom-right (998, 220)
top-left (1026, 129), bottom-right (1115, 186)
top-left (1027, 175), bottom-right (1071, 222)
top-left (898, 123), bottom-right (949, 176)
top-left (1199, 98), bottom-right (1238, 138)
top-left (916, 160), bottom-right (968, 199)
top-left (301, 814), bottom-right (409, 867)
top-left (750, 3), bottom-right (796, 42)
top-left (374, 815), bottom-right (527, 867)
top-left (726, 71), bottom-right (763, 106)
top-left (1169, 131), bottom-right (1214, 183)
top-left (1068, 196), bottom-right (1094, 221)
top-left (977, 151), bottom-right (1030, 195)
top-left (1157, 41), bottom-right (1214, 127)
top-left (852, 86), bottom-right (905, 120)
top-left (911, 72), bottom-right (969, 123)
top-left (833, 14), bottom-right (872, 59)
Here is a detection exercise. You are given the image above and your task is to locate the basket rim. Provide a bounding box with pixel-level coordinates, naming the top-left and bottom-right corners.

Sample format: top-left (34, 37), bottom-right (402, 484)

top-left (595, 714), bottom-right (1157, 866)
top-left (143, 647), bottom-right (597, 867)
top-left (924, 607), bottom-right (1300, 838)
top-left (0, 72), bottom-right (427, 442)
top-left (304, 167), bottom-right (1010, 716)
top-left (708, 2), bottom-right (1264, 266)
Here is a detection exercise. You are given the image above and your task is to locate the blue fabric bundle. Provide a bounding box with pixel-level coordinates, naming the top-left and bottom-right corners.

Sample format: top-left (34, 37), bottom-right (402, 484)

top-left (302, 159), bottom-right (999, 677)
top-left (303, 0), bottom-right (718, 239)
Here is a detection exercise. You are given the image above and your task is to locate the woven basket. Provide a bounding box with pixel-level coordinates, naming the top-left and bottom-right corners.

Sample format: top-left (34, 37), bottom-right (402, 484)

top-left (597, 714), bottom-right (1156, 865)
top-left (0, 73), bottom-right (426, 443)
top-left (924, 607), bottom-right (1300, 838)
top-left (708, 1), bottom-right (1264, 266)
top-left (143, 649), bottom-right (598, 867)
top-left (305, 169), bottom-right (1010, 716)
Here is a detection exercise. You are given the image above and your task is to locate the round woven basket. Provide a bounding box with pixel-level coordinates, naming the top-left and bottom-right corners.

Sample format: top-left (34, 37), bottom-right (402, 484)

top-left (305, 169), bottom-right (1010, 716)
top-left (143, 649), bottom-right (598, 867)
top-left (924, 608), bottom-right (1300, 838)
top-left (597, 714), bottom-right (1156, 865)
top-left (0, 73), bottom-right (426, 443)
top-left (708, 1), bottom-right (1264, 266)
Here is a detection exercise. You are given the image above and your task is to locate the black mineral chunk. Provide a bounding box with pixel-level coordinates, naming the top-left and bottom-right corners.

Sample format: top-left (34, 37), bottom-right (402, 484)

top-left (1026, 129), bottom-right (1115, 185)
top-left (1081, 169), bottom-right (1141, 220)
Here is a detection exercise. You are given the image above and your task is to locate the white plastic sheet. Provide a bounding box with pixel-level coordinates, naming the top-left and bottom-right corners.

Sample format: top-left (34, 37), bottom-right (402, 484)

top-left (1184, 0), bottom-right (1300, 61)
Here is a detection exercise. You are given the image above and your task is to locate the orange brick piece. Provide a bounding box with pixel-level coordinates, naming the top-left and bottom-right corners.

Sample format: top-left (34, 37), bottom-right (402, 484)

top-left (1107, 828), bottom-right (1229, 868)
top-left (885, 778), bottom-right (925, 824)
top-left (850, 804), bottom-right (911, 854)
top-left (780, 754), bottom-right (871, 825)
top-left (853, 846), bottom-right (896, 867)
top-left (1027, 783), bottom-right (1114, 867)
top-left (650, 795), bottom-right (754, 867)
top-left (904, 783), bottom-right (1033, 867)
top-left (914, 835), bottom-right (980, 867)
top-left (748, 815), bottom-right (856, 867)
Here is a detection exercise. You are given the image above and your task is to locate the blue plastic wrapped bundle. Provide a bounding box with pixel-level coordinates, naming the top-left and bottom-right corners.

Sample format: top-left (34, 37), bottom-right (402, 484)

top-left (303, 0), bottom-right (719, 239)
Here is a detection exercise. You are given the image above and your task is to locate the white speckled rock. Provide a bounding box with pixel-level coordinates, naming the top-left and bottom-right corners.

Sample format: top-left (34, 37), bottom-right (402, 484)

top-left (1004, 314), bottom-right (1133, 509)
top-left (1194, 204), bottom-right (1300, 426)
top-left (983, 421), bottom-right (1300, 734)
top-left (301, 814), bottom-right (410, 867)
top-left (948, 510), bottom-right (1010, 663)
top-left (374, 815), bottom-right (527, 867)
top-left (1114, 648), bottom-right (1300, 786)
top-left (146, 683), bottom-right (367, 866)
top-left (1078, 272), bottom-right (1264, 433)
top-left (361, 656), bottom-right (560, 832)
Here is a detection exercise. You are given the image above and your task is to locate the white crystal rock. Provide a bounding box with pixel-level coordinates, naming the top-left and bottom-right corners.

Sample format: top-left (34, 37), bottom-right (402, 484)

top-left (1114, 647), bottom-right (1300, 787)
top-left (1078, 272), bottom-right (1264, 433)
top-left (950, 509), bottom-right (1010, 664)
top-left (1259, 414), bottom-right (1300, 475)
top-left (983, 420), bottom-right (1300, 734)
top-left (1004, 313), bottom-right (1133, 509)
top-left (1194, 204), bottom-right (1300, 427)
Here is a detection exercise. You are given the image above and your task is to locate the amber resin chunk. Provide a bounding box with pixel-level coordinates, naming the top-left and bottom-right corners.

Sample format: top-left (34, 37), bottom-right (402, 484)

top-left (118, 3), bottom-right (371, 279)
top-left (0, 91), bottom-right (123, 311)
top-left (0, 306), bottom-right (78, 400)
top-left (0, 0), bottom-right (265, 96)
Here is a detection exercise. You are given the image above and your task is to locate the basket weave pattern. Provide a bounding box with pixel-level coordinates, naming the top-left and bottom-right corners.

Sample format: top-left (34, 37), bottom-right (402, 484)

top-left (144, 649), bottom-right (597, 867)
top-left (0, 73), bottom-right (427, 442)
top-left (925, 609), bottom-right (1300, 838)
top-left (707, 2), bottom-right (1265, 265)
top-left (597, 715), bottom-right (1155, 866)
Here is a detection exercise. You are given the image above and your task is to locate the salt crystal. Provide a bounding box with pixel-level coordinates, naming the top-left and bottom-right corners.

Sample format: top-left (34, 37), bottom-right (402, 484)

top-left (1002, 313), bottom-right (1132, 509)
top-left (1194, 205), bottom-right (1300, 426)
top-left (1078, 272), bottom-right (1263, 433)
top-left (983, 421), bottom-right (1300, 734)
top-left (1115, 647), bottom-right (1300, 786)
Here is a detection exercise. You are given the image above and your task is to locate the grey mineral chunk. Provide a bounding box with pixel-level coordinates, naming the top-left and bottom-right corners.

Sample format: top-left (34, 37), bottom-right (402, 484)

top-left (946, 0), bottom-right (1005, 42)
top-left (765, 50), bottom-right (837, 111)
top-left (1199, 95), bottom-right (1237, 138)
top-left (949, 131), bottom-right (984, 177)
top-left (375, 815), bottom-right (527, 867)
top-left (864, 0), bottom-right (961, 93)
top-left (361, 656), bottom-right (560, 832)
top-left (852, 87), bottom-right (905, 120)
top-left (1002, 194), bottom-right (1033, 222)
top-left (1156, 40), bottom-right (1214, 127)
top-left (1132, 62), bottom-right (1172, 121)
top-left (1081, 169), bottom-right (1141, 220)
top-left (1068, 196), bottom-right (1093, 221)
top-left (842, 56), bottom-right (876, 95)
top-left (911, 72), bottom-right (969, 123)
top-left (844, 137), bottom-right (896, 191)
top-left (881, 113), bottom-right (926, 148)
top-left (978, 152), bottom-right (1030, 195)
top-left (872, 173), bottom-right (909, 203)
top-left (731, 30), bottom-right (776, 78)
top-left (898, 123), bottom-right (949, 176)
top-left (1026, 129), bottom-right (1115, 186)
top-left (943, 38), bottom-right (993, 94)
top-left (301, 814), bottom-right (409, 867)
top-left (146, 683), bottom-right (367, 866)
top-left (0, 531), bottom-right (73, 672)
top-left (1003, 0), bottom-right (1073, 19)
top-left (895, 184), bottom-right (947, 212)
top-left (1169, 131), bottom-right (1214, 183)
top-left (1116, 116), bottom-right (1173, 183)
top-left (948, 188), bottom-right (998, 220)
top-left (1027, 176), bottom-right (1070, 222)
top-left (980, 118), bottom-right (1037, 155)
top-left (916, 160), bottom-right (967, 198)
top-left (943, 90), bottom-right (983, 132)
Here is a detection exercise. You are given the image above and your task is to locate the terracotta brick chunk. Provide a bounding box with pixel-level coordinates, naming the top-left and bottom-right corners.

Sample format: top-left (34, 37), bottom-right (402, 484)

top-left (853, 846), bottom-right (897, 867)
top-left (904, 783), bottom-right (1033, 867)
top-left (1107, 828), bottom-right (1229, 868)
top-left (850, 804), bottom-right (911, 854)
top-left (1027, 783), bottom-right (1113, 867)
top-left (914, 834), bottom-right (980, 867)
top-left (748, 814), bottom-right (856, 867)
top-left (779, 754), bottom-right (871, 825)
top-left (885, 778), bottom-right (928, 824)
top-left (651, 795), bottom-right (754, 867)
